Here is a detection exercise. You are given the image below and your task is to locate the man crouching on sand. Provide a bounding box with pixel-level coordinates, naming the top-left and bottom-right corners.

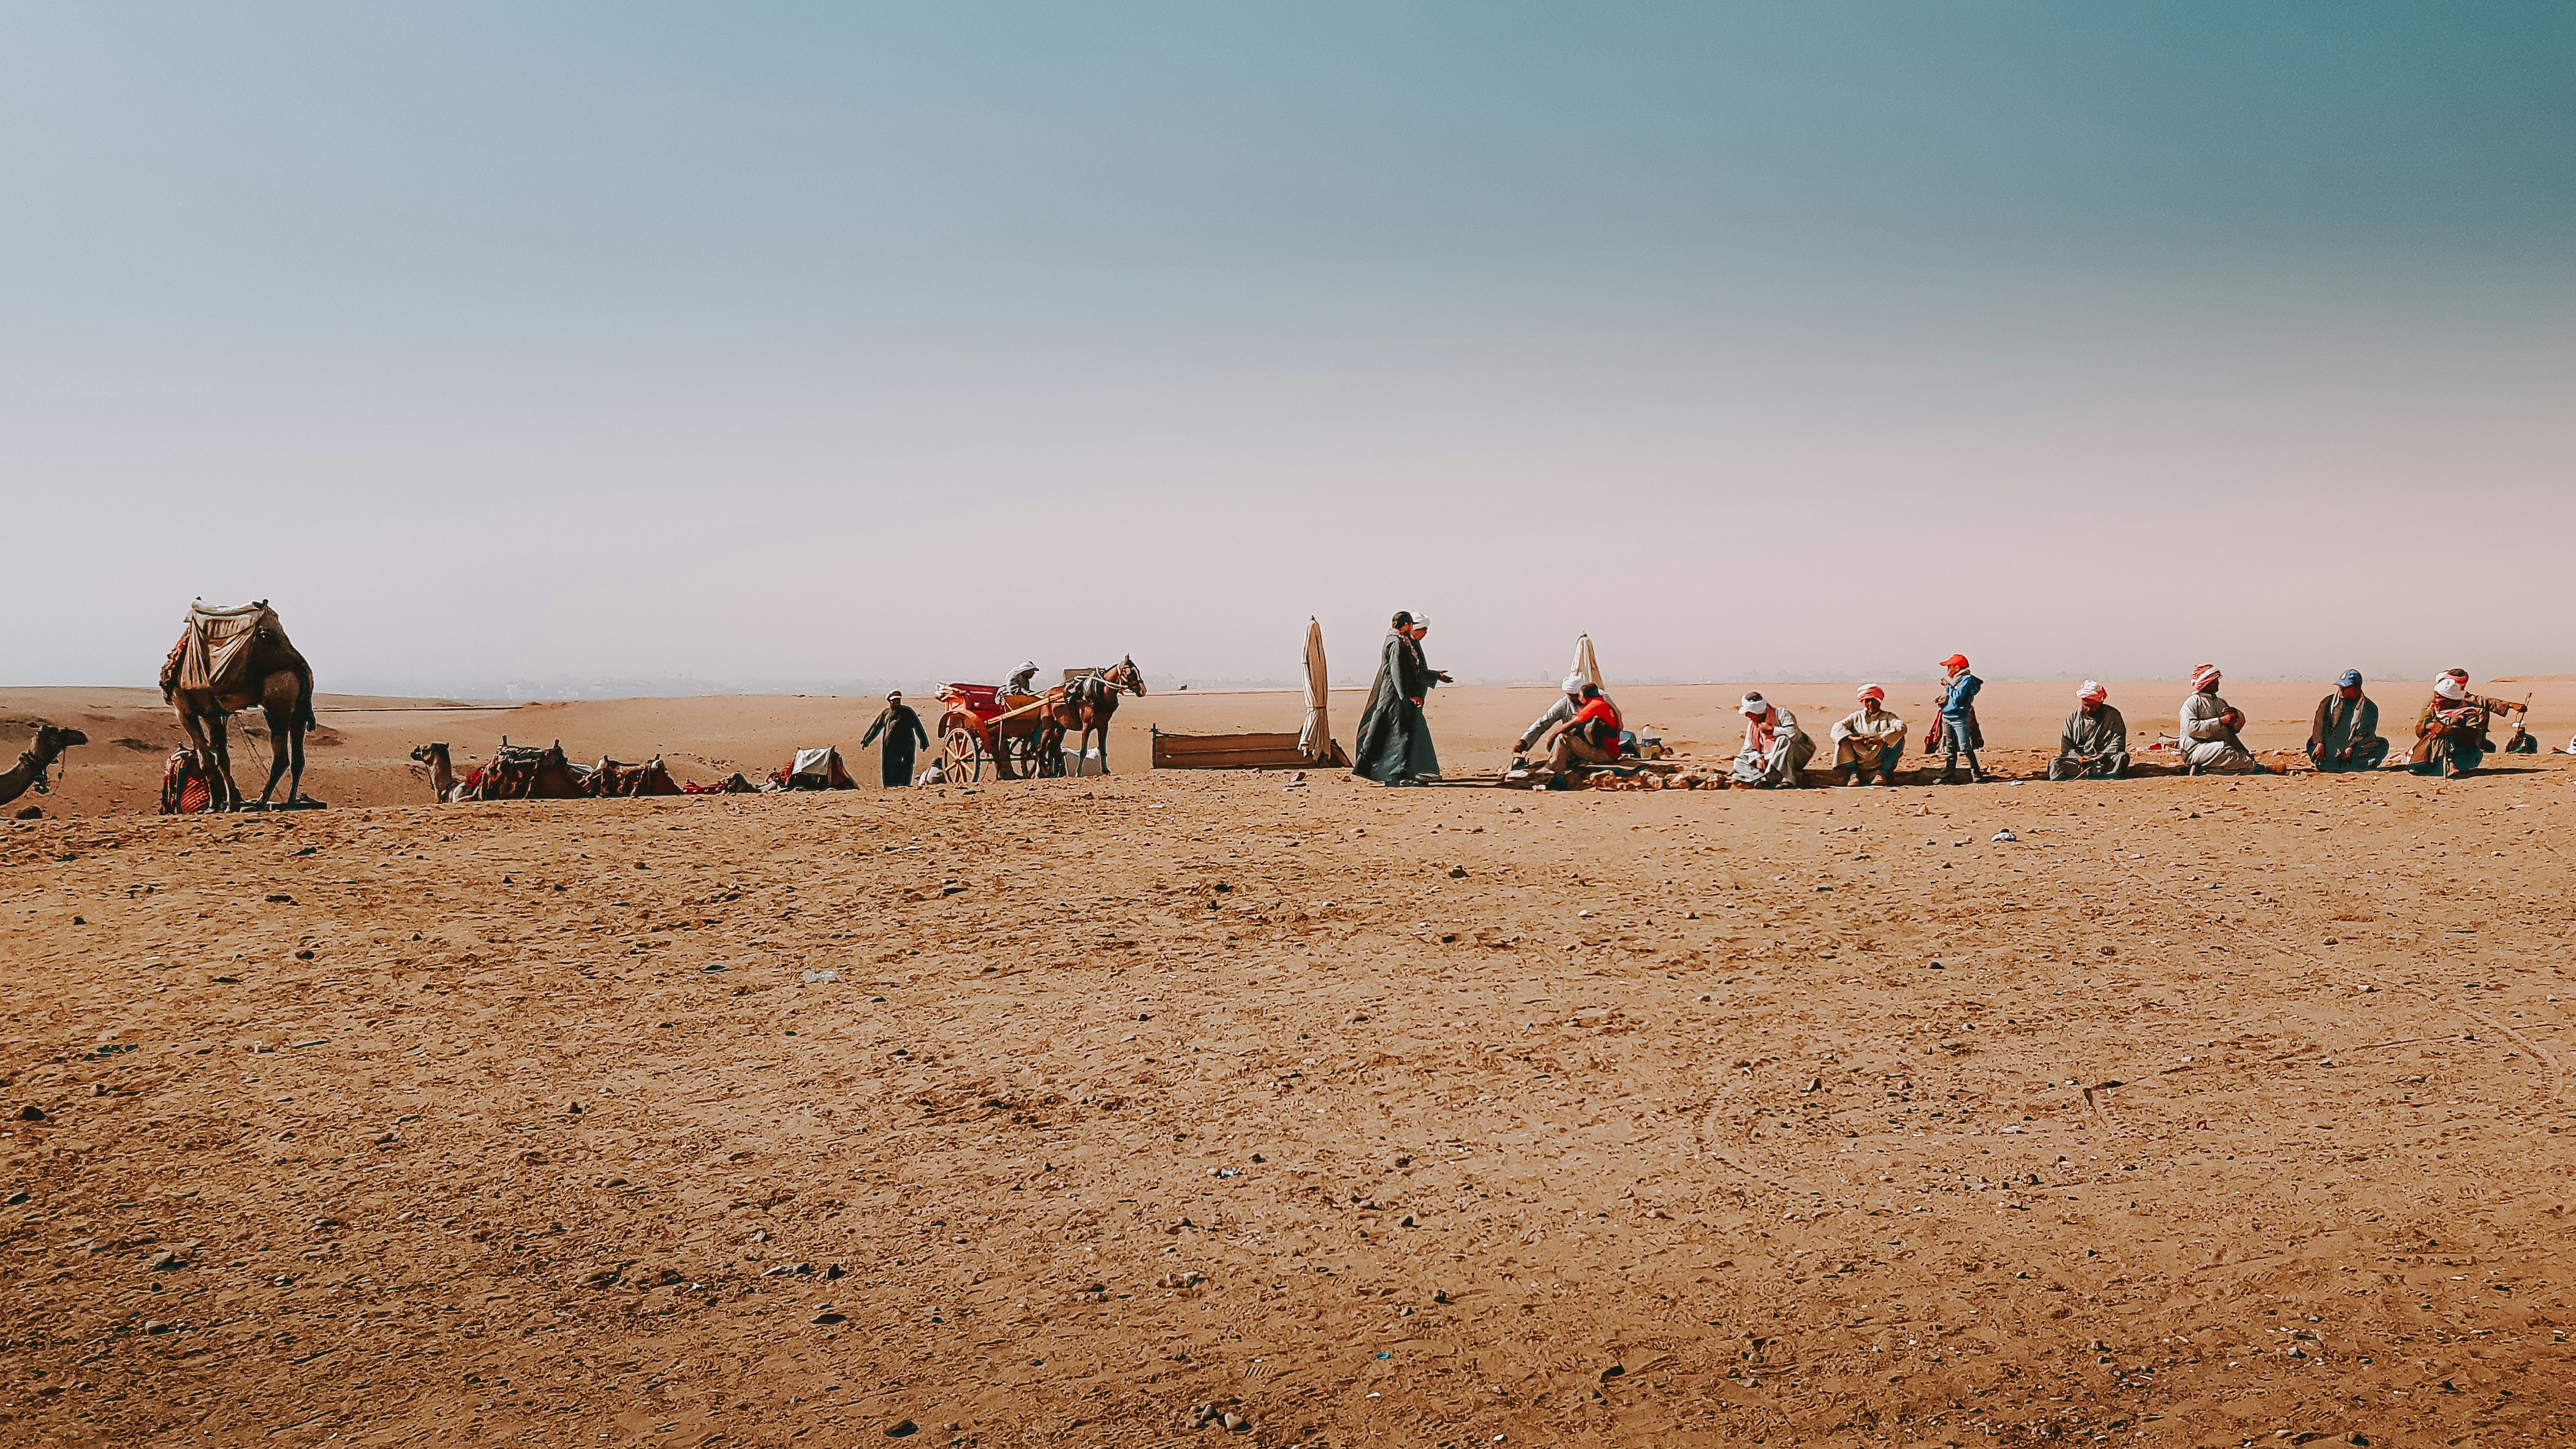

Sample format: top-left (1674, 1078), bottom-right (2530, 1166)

top-left (1730, 692), bottom-right (1813, 787)
top-left (2307, 669), bottom-right (2388, 773)
top-left (1829, 685), bottom-right (1904, 785)
top-left (2180, 665), bottom-right (2266, 775)
top-left (2050, 681), bottom-right (2129, 779)
top-left (2409, 669), bottom-right (2526, 777)
top-left (1518, 684), bottom-right (1622, 789)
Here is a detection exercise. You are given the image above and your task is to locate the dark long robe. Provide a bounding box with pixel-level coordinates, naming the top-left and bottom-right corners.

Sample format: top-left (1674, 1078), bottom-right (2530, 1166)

top-left (1350, 632), bottom-right (1439, 783)
top-left (861, 704), bottom-right (932, 787)
top-left (2308, 693), bottom-right (2385, 770)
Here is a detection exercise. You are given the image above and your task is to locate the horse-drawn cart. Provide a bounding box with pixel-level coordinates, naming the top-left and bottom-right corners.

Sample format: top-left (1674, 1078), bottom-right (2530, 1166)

top-left (934, 683), bottom-right (1047, 782)
top-left (935, 657), bottom-right (1147, 781)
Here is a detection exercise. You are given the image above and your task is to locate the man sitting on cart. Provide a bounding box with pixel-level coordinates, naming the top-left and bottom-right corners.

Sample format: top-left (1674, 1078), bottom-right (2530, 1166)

top-left (1006, 661), bottom-right (1040, 697)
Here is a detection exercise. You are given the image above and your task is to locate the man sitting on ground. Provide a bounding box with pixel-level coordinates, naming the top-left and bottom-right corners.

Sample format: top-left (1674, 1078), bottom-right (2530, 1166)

top-left (2409, 668), bottom-right (2526, 777)
top-left (1520, 683), bottom-right (1622, 787)
top-left (1730, 692), bottom-right (1814, 788)
top-left (2180, 664), bottom-right (2265, 775)
top-left (2307, 669), bottom-right (2388, 773)
top-left (1514, 674), bottom-right (1589, 757)
top-left (1828, 685), bottom-right (1905, 785)
top-left (2050, 681), bottom-right (2129, 779)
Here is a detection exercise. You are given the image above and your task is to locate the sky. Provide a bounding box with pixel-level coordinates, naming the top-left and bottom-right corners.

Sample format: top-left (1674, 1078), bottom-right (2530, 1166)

top-left (4, 4), bottom-right (2571, 694)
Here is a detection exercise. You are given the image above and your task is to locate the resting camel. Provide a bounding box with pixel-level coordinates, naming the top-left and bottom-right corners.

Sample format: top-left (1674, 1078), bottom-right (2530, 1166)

top-left (0, 725), bottom-right (88, 809)
top-left (158, 601), bottom-right (319, 812)
top-left (1036, 656), bottom-right (1147, 776)
top-left (409, 743), bottom-right (467, 803)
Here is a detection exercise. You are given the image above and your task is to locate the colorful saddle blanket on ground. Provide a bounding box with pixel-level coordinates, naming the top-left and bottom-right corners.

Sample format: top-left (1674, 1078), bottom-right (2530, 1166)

top-left (770, 747), bottom-right (855, 790)
top-left (462, 741), bottom-right (586, 800)
top-left (587, 757), bottom-right (681, 797)
top-left (159, 751), bottom-right (216, 815)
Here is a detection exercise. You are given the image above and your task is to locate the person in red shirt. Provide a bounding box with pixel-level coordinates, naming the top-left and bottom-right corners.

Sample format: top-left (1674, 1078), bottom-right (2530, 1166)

top-left (1519, 683), bottom-right (1622, 787)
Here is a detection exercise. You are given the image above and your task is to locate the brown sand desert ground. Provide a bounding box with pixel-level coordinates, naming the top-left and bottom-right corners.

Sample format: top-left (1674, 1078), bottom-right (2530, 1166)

top-left (4, 679), bottom-right (2574, 1447)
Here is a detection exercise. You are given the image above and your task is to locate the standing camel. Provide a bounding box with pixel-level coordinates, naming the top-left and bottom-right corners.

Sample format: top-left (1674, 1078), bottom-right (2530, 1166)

top-left (409, 743), bottom-right (466, 803)
top-left (0, 725), bottom-right (88, 809)
top-left (1035, 656), bottom-right (1147, 776)
top-left (157, 600), bottom-right (319, 812)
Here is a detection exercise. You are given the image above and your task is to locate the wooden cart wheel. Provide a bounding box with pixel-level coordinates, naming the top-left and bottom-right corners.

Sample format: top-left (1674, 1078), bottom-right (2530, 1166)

top-left (942, 727), bottom-right (983, 784)
top-left (1004, 731), bottom-right (1040, 780)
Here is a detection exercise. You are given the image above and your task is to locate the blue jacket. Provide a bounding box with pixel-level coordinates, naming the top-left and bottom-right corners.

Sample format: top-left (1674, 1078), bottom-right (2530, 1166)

top-left (1940, 673), bottom-right (1982, 719)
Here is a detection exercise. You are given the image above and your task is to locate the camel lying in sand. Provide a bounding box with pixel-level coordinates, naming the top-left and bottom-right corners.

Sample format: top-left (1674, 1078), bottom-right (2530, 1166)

top-left (409, 743), bottom-right (469, 803)
top-left (1, 725), bottom-right (88, 810)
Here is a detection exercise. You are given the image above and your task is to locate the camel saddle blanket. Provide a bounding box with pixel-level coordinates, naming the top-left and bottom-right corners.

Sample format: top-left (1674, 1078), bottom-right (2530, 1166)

top-left (159, 751), bottom-right (216, 815)
top-left (164, 602), bottom-right (281, 697)
top-left (588, 757), bottom-right (680, 798)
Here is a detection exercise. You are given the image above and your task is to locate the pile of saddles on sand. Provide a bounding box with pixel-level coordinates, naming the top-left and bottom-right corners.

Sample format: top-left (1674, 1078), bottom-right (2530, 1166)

top-left (396, 741), bottom-right (871, 807)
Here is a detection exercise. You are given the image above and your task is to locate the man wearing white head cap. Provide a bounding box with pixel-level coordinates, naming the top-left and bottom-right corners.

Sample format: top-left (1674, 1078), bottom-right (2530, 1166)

top-left (1514, 673), bottom-right (1591, 757)
top-left (2179, 664), bottom-right (2265, 774)
top-left (1729, 692), bottom-right (1814, 787)
top-left (1828, 685), bottom-right (1906, 785)
top-left (2408, 668), bottom-right (2525, 777)
top-left (1005, 660), bottom-right (1040, 697)
top-left (2050, 681), bottom-right (2130, 780)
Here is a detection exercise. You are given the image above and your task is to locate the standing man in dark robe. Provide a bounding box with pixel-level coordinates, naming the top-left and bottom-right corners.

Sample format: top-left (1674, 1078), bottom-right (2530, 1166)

top-left (1351, 610), bottom-right (1449, 785)
top-left (861, 689), bottom-right (932, 787)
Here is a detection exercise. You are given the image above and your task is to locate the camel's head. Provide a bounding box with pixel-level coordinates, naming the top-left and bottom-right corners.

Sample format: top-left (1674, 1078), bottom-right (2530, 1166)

top-left (410, 742), bottom-right (450, 766)
top-left (33, 725), bottom-right (86, 754)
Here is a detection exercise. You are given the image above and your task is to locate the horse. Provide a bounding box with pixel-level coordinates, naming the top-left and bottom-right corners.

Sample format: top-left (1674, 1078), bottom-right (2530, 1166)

top-left (158, 602), bottom-right (318, 812)
top-left (1035, 656), bottom-right (1147, 777)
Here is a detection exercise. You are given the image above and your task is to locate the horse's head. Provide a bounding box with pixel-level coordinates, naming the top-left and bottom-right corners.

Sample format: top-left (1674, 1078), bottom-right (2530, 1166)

top-left (1110, 654), bottom-right (1147, 696)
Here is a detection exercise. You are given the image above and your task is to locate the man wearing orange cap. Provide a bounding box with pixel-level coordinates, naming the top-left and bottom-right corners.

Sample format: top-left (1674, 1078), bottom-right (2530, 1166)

top-left (1829, 685), bottom-right (1906, 785)
top-left (2180, 665), bottom-right (2263, 774)
top-left (2048, 681), bottom-right (2129, 780)
top-left (1934, 654), bottom-right (1987, 784)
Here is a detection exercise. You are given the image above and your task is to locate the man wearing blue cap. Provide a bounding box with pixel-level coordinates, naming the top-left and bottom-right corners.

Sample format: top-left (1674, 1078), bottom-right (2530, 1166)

top-left (2306, 670), bottom-right (2387, 772)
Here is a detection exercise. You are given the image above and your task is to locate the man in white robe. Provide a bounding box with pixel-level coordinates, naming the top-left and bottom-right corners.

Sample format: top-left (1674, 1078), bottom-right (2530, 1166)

top-left (1828, 685), bottom-right (1905, 785)
top-left (2180, 664), bottom-right (2265, 775)
top-left (1730, 692), bottom-right (1814, 787)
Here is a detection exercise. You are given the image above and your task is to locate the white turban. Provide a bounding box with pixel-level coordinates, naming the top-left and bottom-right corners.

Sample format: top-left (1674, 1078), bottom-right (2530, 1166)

top-left (1563, 673), bottom-right (1586, 697)
top-left (1739, 692), bottom-right (1768, 717)
top-left (2433, 673), bottom-right (2467, 701)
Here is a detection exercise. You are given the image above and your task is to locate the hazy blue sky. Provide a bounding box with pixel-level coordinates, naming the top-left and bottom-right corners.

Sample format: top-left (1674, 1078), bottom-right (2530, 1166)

top-left (6, 4), bottom-right (2570, 692)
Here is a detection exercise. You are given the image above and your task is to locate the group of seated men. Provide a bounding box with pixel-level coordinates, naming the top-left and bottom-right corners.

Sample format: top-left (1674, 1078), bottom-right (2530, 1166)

top-left (1515, 662), bottom-right (2531, 789)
